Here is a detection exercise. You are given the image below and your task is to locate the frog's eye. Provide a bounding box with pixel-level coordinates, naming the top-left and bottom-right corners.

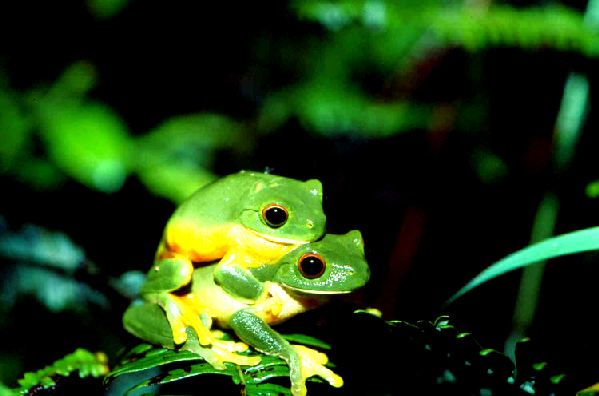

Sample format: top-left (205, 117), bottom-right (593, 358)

top-left (298, 253), bottom-right (326, 279)
top-left (262, 204), bottom-right (288, 228)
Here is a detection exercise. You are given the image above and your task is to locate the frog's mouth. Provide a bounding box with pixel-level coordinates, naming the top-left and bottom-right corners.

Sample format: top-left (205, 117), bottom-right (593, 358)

top-left (252, 230), bottom-right (311, 246)
top-left (281, 284), bottom-right (354, 295)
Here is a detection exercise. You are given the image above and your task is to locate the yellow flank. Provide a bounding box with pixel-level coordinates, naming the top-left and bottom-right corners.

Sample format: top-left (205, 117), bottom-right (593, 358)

top-left (162, 221), bottom-right (231, 262)
top-left (160, 222), bottom-right (298, 267)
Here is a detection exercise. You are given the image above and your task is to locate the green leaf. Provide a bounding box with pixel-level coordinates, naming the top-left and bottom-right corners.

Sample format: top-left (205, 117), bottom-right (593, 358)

top-left (245, 383), bottom-right (293, 396)
top-left (297, 3), bottom-right (599, 57)
top-left (108, 329), bottom-right (333, 395)
top-left (445, 226), bottom-right (599, 305)
top-left (0, 383), bottom-right (18, 396)
top-left (133, 113), bottom-right (244, 202)
top-left (281, 333), bottom-right (331, 349)
top-left (123, 363), bottom-right (242, 396)
top-left (16, 349), bottom-right (108, 392)
top-left (86, 0), bottom-right (129, 19)
top-left (138, 113), bottom-right (245, 153)
top-left (136, 162), bottom-right (215, 204)
top-left (106, 348), bottom-right (205, 382)
top-left (38, 101), bottom-right (131, 193)
top-left (0, 87), bottom-right (31, 172)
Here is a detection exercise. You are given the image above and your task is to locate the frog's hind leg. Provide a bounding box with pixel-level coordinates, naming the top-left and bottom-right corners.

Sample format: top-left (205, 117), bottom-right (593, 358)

top-left (229, 309), bottom-right (343, 396)
top-left (123, 302), bottom-right (181, 349)
top-left (141, 258), bottom-right (214, 345)
top-left (123, 303), bottom-right (259, 369)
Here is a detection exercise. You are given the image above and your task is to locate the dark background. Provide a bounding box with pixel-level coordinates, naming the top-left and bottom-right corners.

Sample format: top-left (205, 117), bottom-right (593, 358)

top-left (1, 0), bottom-right (598, 392)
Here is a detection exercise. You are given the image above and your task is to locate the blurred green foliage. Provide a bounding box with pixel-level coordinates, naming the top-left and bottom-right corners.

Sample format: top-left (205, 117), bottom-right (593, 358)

top-left (13, 349), bottom-right (108, 395)
top-left (1, 1), bottom-right (596, 203)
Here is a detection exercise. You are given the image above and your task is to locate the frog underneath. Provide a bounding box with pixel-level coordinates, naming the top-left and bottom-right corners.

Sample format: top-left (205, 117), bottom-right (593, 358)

top-left (145, 171), bottom-right (326, 346)
top-left (124, 231), bottom-right (370, 396)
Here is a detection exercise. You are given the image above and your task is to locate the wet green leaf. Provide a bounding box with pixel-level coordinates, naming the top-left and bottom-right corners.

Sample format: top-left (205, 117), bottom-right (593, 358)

top-left (108, 329), bottom-right (332, 395)
top-left (106, 348), bottom-right (205, 382)
top-left (123, 363), bottom-right (242, 396)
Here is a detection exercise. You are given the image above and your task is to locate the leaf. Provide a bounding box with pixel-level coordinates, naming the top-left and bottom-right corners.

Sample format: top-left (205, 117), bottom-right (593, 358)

top-left (139, 114), bottom-right (244, 151)
top-left (108, 330), bottom-right (332, 395)
top-left (16, 349), bottom-right (108, 392)
top-left (136, 161), bottom-right (215, 204)
top-left (297, 2), bottom-right (599, 57)
top-left (123, 363), bottom-right (242, 396)
top-left (106, 348), bottom-right (205, 382)
top-left (578, 382), bottom-right (599, 395)
top-left (86, 0), bottom-right (129, 19)
top-left (0, 383), bottom-right (18, 396)
top-left (133, 113), bottom-right (244, 202)
top-left (0, 87), bottom-right (31, 173)
top-left (245, 383), bottom-right (293, 396)
top-left (281, 333), bottom-right (331, 349)
top-left (38, 101), bottom-right (131, 193)
top-left (242, 355), bottom-right (291, 385)
top-left (445, 226), bottom-right (599, 305)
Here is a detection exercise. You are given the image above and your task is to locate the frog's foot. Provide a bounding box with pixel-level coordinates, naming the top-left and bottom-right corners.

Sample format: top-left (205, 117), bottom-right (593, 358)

top-left (212, 342), bottom-right (262, 367)
top-left (168, 295), bottom-right (214, 346)
top-left (262, 281), bottom-right (284, 317)
top-left (210, 328), bottom-right (252, 354)
top-left (290, 345), bottom-right (343, 396)
top-left (185, 341), bottom-right (261, 369)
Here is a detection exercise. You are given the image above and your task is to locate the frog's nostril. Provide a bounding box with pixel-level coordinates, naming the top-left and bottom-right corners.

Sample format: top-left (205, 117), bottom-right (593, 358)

top-left (306, 220), bottom-right (314, 228)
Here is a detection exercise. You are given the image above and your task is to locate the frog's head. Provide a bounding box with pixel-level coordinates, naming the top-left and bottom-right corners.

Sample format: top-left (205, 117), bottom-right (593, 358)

top-left (238, 173), bottom-right (326, 244)
top-left (273, 230), bottom-right (370, 294)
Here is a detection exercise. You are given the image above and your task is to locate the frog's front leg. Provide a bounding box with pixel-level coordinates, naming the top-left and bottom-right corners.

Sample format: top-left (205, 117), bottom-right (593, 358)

top-left (229, 309), bottom-right (343, 396)
top-left (140, 257), bottom-right (213, 345)
top-left (213, 260), bottom-right (267, 302)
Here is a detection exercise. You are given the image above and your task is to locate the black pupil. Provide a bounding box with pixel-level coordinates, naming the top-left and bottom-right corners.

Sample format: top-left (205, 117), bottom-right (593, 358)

top-left (265, 206), bottom-right (287, 227)
top-left (301, 256), bottom-right (324, 277)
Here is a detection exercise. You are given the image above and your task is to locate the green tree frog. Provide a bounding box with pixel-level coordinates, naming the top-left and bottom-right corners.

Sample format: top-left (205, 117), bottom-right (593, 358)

top-left (124, 231), bottom-right (370, 396)
top-left (144, 171), bottom-right (326, 346)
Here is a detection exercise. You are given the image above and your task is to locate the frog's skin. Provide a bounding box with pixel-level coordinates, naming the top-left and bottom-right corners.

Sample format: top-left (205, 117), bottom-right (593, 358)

top-left (124, 231), bottom-right (370, 396)
top-left (142, 171), bottom-right (326, 346)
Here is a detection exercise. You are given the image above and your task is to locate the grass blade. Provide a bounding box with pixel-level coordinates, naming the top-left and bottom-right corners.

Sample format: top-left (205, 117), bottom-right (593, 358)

top-left (445, 226), bottom-right (599, 306)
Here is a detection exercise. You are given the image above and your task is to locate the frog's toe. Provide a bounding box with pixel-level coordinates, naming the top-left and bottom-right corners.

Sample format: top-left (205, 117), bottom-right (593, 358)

top-left (169, 316), bottom-right (189, 344)
top-left (213, 339), bottom-right (251, 353)
top-left (291, 381), bottom-right (307, 396)
top-left (294, 345), bottom-right (343, 388)
top-left (212, 344), bottom-right (262, 367)
top-left (171, 295), bottom-right (214, 345)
